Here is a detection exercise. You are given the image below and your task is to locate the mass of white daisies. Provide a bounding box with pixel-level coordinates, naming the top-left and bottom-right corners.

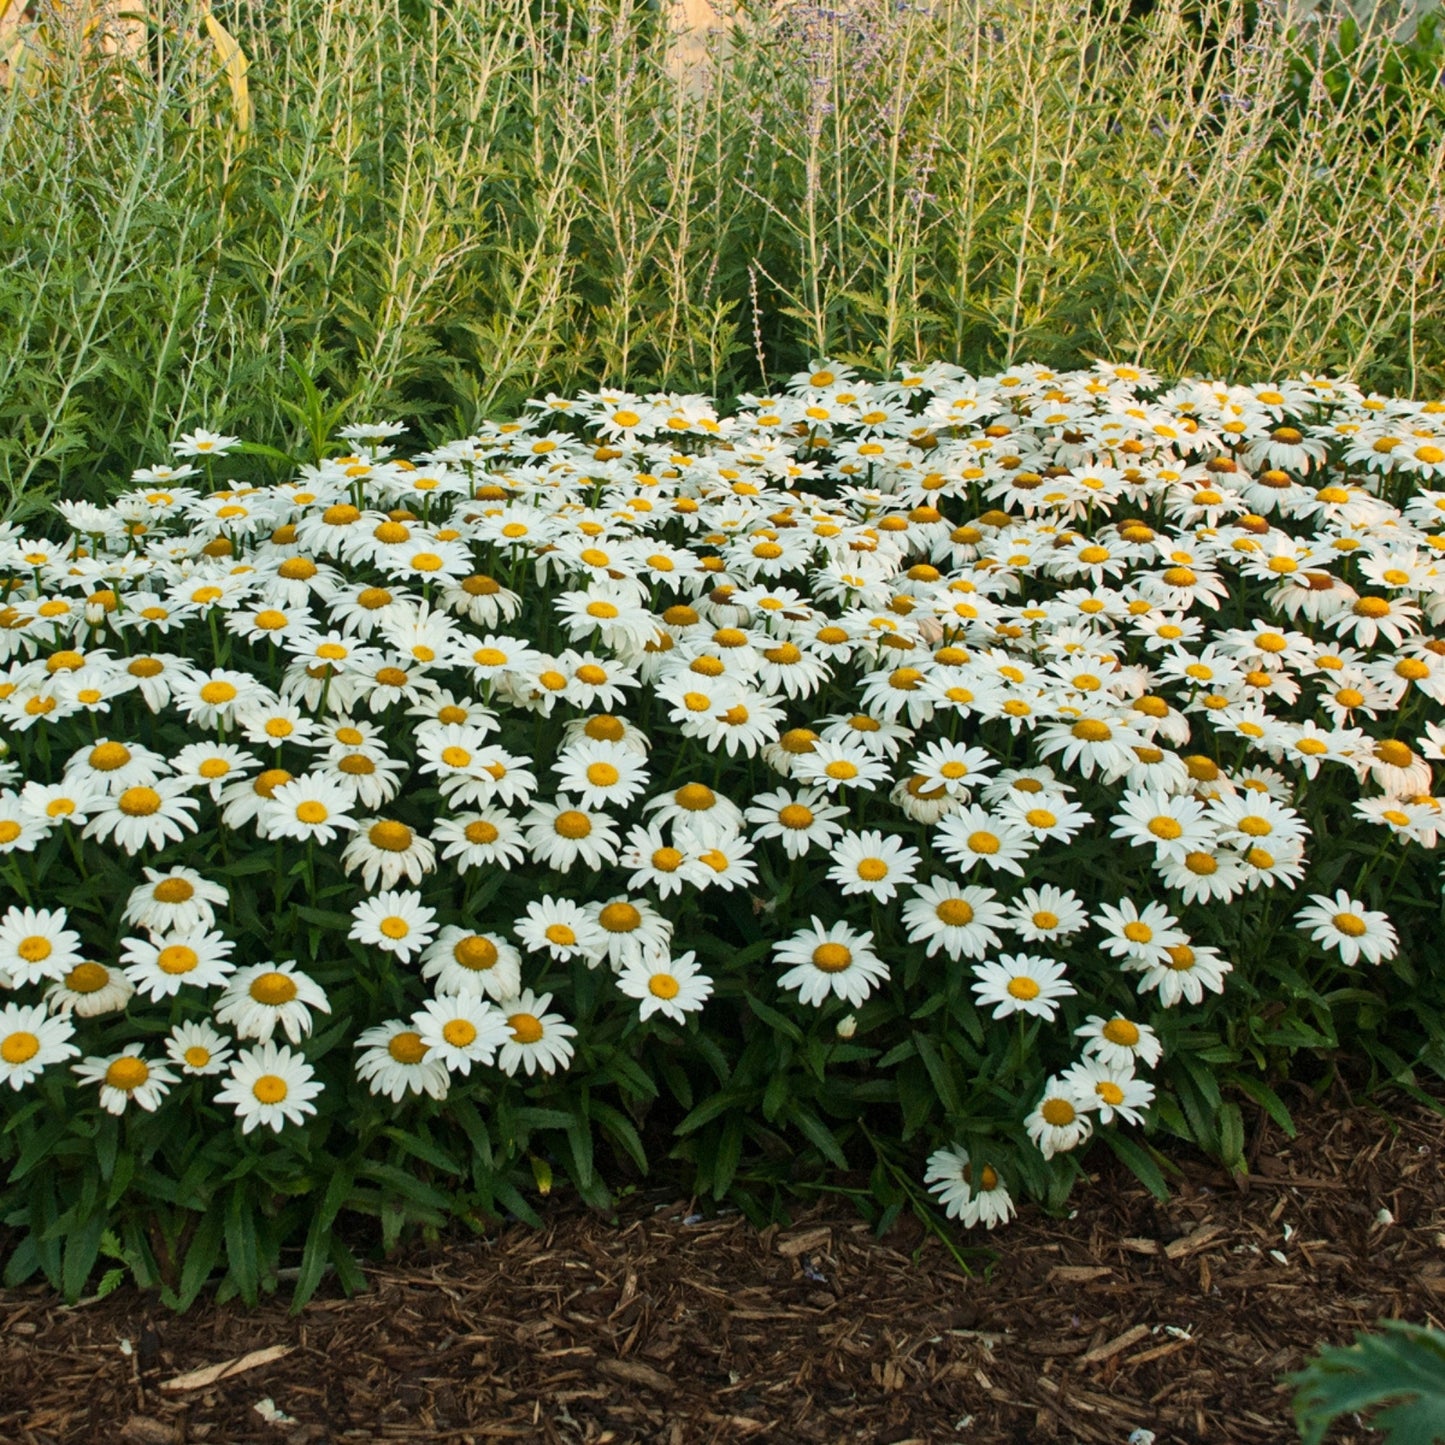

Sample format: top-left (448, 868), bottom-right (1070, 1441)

top-left (1, 357), bottom-right (1442, 1230)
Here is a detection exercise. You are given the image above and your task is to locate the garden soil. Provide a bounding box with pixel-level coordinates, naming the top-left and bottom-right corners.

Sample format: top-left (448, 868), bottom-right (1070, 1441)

top-left (3, 1091), bottom-right (1443, 1445)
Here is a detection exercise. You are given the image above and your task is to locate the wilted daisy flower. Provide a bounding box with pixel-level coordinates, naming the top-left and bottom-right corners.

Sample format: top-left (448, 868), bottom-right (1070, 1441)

top-left (214, 1041), bottom-right (323, 1133)
top-left (616, 949), bottom-right (713, 1023)
top-left (215, 961), bottom-right (331, 1044)
top-left (775, 917), bottom-right (889, 1007)
top-left (354, 1019), bottom-right (452, 1102)
top-left (73, 1050), bottom-right (179, 1115)
top-left (119, 928), bottom-right (237, 1000)
top-left (420, 928), bottom-right (523, 1002)
top-left (122, 867), bottom-right (229, 936)
top-left (349, 890), bottom-right (438, 964)
top-left (0, 1002), bottom-right (78, 1089)
top-left (165, 1020), bottom-right (234, 1076)
top-left (495, 989), bottom-right (578, 1077)
top-left (0, 906), bottom-right (84, 988)
top-left (971, 953), bottom-right (1077, 1021)
top-left (411, 995), bottom-right (511, 1076)
top-left (1294, 890), bottom-right (1399, 966)
top-left (1061, 1058), bottom-right (1156, 1126)
top-left (1025, 1079), bottom-right (1093, 1159)
top-left (924, 1146), bottom-right (1016, 1230)
top-left (514, 895), bottom-right (606, 964)
top-left (45, 960), bottom-right (134, 1017)
top-left (1075, 1014), bottom-right (1164, 1071)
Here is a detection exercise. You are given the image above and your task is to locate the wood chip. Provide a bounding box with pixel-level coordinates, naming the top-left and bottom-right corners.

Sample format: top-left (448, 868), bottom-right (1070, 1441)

top-left (159, 1344), bottom-right (293, 1393)
top-left (1077, 1325), bottom-right (1152, 1366)
top-left (1165, 1225), bottom-right (1225, 1260)
top-left (1047, 1266), bottom-right (1112, 1283)
top-left (776, 1226), bottom-right (831, 1257)
top-left (596, 1358), bottom-right (673, 1393)
top-left (1119, 1237), bottom-right (1159, 1255)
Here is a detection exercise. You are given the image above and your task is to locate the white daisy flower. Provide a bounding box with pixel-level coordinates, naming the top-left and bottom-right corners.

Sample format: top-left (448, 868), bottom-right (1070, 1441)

top-left (420, 928), bottom-right (523, 1002)
top-left (0, 1003), bottom-right (78, 1089)
top-left (348, 889), bottom-right (439, 964)
top-left (213, 1041), bottom-right (323, 1133)
top-left (0, 906), bottom-right (84, 988)
top-left (934, 805), bottom-right (1035, 877)
top-left (432, 809), bottom-right (528, 872)
top-left (617, 949), bottom-right (713, 1023)
top-left (1002, 885), bottom-right (1090, 944)
top-left (340, 818), bottom-right (438, 891)
top-left (521, 799), bottom-right (621, 871)
top-left (901, 878), bottom-right (1008, 960)
top-left (924, 1146), bottom-right (1016, 1230)
top-left (169, 741), bottom-right (259, 801)
top-left (119, 928), bottom-right (237, 1000)
top-left (1095, 898), bottom-right (1188, 968)
top-left (262, 773), bottom-right (359, 845)
top-left (84, 778), bottom-right (202, 854)
top-left (121, 866), bottom-right (229, 936)
top-left (1061, 1058), bottom-right (1156, 1126)
top-left (642, 782), bottom-right (745, 843)
top-left (774, 917), bottom-right (889, 1008)
top-left (513, 896), bottom-right (606, 964)
top-left (214, 961), bottom-right (331, 1044)
top-left (354, 1019), bottom-right (452, 1102)
top-left (1294, 890), bottom-right (1398, 966)
top-left (1025, 1080), bottom-right (1093, 1159)
top-left (971, 953), bottom-right (1077, 1021)
top-left (826, 829), bottom-right (921, 902)
top-left (495, 989), bottom-right (578, 1077)
top-left (743, 787), bottom-right (848, 860)
top-left (585, 895), bottom-right (673, 970)
top-left (1075, 1014), bottom-right (1164, 1071)
top-left (1131, 939), bottom-right (1233, 1007)
top-left (45, 960), bottom-right (134, 1018)
top-left (619, 822), bottom-right (711, 898)
top-left (73, 1050), bottom-right (179, 1115)
top-left (553, 740), bottom-right (652, 810)
top-left (165, 1020), bottom-right (234, 1076)
top-left (411, 994), bottom-right (511, 1075)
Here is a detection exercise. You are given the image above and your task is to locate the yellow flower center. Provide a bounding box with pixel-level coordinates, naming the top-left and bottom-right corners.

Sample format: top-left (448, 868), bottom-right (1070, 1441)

top-left (442, 1019), bottom-right (478, 1048)
top-left (1376, 739), bottom-right (1414, 768)
top-left (1333, 911), bottom-right (1367, 938)
top-left (812, 943), bottom-right (852, 973)
top-left (118, 787), bottom-right (163, 817)
top-left (16, 936), bottom-right (51, 963)
top-left (66, 962), bottom-right (109, 993)
top-left (379, 917), bottom-right (410, 940)
top-left (651, 847), bottom-right (684, 873)
top-left (509, 1013), bottom-right (544, 1044)
top-left (1006, 976), bottom-right (1041, 1000)
top-left (856, 859), bottom-right (888, 882)
top-left (825, 760), bottom-right (858, 780)
top-left (599, 902), bottom-right (642, 933)
top-left (250, 971), bottom-right (298, 1006)
top-left (453, 936), bottom-right (499, 971)
top-left (388, 1031), bottom-right (429, 1064)
top-left (1, 1032), bottom-right (39, 1065)
top-left (1072, 719), bottom-right (1112, 742)
top-left (183, 1045), bottom-right (212, 1069)
top-left (463, 820), bottom-right (500, 846)
top-left (1097, 1081), bottom-right (1126, 1107)
top-left (89, 741), bottom-right (132, 771)
top-left (1025, 808), bottom-right (1057, 830)
top-left (967, 830), bottom-right (1000, 855)
top-left (1148, 817), bottom-right (1183, 840)
top-left (545, 923), bottom-right (577, 948)
top-left (252, 1075), bottom-right (289, 1104)
top-left (1165, 944), bottom-right (1195, 970)
top-left (1102, 1017), bottom-right (1140, 1047)
top-left (295, 800), bottom-right (329, 825)
top-left (105, 1057), bottom-right (150, 1091)
top-left (199, 680), bottom-right (238, 705)
top-left (1040, 1098), bottom-right (1076, 1127)
top-left (554, 810), bottom-right (592, 840)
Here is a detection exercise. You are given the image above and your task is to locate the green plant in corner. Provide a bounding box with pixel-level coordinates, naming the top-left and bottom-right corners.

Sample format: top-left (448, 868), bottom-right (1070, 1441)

top-left (1290, 1320), bottom-right (1445, 1445)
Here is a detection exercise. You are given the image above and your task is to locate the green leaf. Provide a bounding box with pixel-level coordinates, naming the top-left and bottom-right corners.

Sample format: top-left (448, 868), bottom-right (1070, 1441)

top-left (173, 1210), bottom-right (225, 1311)
top-left (786, 1103), bottom-right (848, 1169)
top-left (1290, 1321), bottom-right (1445, 1445)
top-left (745, 992), bottom-right (803, 1043)
top-left (1094, 1128), bottom-right (1173, 1203)
top-left (225, 1186), bottom-right (261, 1306)
top-left (62, 1210), bottom-right (105, 1303)
top-left (1227, 1075), bottom-right (1297, 1139)
top-left (291, 1163), bottom-right (356, 1313)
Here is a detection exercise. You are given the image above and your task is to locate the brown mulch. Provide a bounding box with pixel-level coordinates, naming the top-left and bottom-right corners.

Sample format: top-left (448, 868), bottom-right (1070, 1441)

top-left (3, 1095), bottom-right (1444, 1445)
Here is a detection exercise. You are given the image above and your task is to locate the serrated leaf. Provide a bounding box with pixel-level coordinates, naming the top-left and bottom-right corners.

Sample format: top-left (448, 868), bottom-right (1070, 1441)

top-left (1290, 1321), bottom-right (1445, 1445)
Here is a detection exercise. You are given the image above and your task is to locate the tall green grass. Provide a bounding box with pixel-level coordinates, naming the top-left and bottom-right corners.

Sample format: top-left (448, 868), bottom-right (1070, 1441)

top-left (1, 0), bottom-right (1442, 517)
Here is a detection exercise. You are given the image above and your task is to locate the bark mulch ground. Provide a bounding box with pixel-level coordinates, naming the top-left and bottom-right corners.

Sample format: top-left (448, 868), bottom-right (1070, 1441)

top-left (3, 1093), bottom-right (1444, 1445)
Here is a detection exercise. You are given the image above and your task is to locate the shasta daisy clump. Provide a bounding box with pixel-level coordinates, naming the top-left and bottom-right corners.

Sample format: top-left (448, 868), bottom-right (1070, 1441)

top-left (2, 361), bottom-right (1444, 1303)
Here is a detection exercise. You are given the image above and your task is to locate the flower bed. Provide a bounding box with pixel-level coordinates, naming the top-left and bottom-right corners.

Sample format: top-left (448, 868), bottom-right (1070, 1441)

top-left (1, 360), bottom-right (1443, 1305)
